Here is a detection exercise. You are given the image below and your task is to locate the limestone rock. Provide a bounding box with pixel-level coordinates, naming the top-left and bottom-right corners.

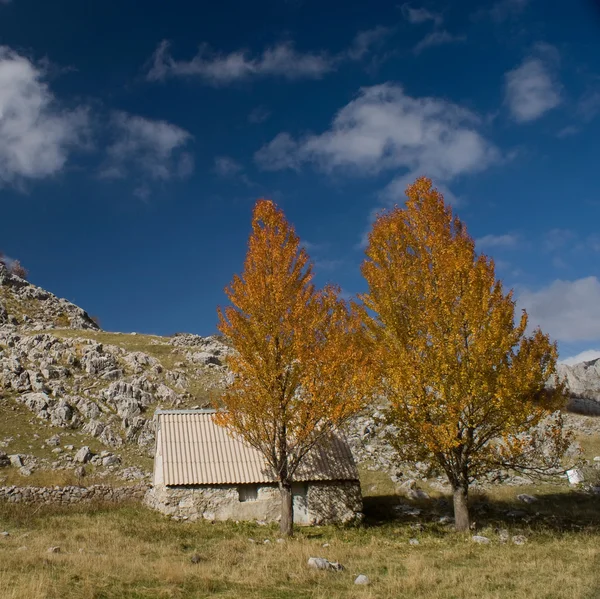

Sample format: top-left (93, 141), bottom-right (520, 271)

top-left (307, 557), bottom-right (345, 571)
top-left (517, 494), bottom-right (538, 504)
top-left (74, 446), bottom-right (93, 464)
top-left (354, 575), bottom-right (370, 585)
top-left (472, 535), bottom-right (490, 544)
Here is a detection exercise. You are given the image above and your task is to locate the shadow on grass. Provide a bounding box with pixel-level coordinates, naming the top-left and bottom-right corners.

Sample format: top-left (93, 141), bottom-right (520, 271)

top-left (363, 489), bottom-right (600, 533)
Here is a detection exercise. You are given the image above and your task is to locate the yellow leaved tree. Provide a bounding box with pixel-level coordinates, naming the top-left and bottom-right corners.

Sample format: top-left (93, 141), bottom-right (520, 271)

top-left (217, 199), bottom-right (371, 536)
top-left (361, 177), bottom-right (570, 531)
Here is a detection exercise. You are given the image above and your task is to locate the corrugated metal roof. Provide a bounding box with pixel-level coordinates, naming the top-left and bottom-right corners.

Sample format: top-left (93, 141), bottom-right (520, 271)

top-left (156, 410), bottom-right (359, 486)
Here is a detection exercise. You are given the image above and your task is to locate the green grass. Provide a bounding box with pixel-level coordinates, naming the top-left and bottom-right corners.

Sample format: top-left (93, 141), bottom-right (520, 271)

top-left (1, 478), bottom-right (599, 599)
top-left (0, 395), bottom-right (152, 486)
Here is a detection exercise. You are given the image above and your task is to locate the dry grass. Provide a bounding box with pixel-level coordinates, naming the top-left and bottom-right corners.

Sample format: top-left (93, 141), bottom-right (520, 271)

top-left (1, 481), bottom-right (600, 599)
top-left (0, 396), bottom-right (152, 485)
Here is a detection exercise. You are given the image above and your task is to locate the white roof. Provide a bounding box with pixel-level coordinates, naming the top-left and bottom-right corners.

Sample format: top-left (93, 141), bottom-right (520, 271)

top-left (156, 410), bottom-right (359, 486)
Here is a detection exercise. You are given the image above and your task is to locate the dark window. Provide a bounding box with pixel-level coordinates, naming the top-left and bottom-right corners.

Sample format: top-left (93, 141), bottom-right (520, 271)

top-left (238, 485), bottom-right (259, 502)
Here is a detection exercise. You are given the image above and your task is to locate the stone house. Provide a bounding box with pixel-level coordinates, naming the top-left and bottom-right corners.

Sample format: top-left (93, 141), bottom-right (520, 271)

top-left (144, 409), bottom-right (362, 525)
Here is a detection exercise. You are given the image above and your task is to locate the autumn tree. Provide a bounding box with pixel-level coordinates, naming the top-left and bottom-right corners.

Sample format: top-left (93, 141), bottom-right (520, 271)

top-left (361, 177), bottom-right (570, 532)
top-left (216, 199), bottom-right (371, 536)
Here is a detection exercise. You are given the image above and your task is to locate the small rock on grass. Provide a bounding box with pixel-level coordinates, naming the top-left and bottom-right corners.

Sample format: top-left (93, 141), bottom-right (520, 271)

top-left (511, 535), bottom-right (527, 545)
top-left (472, 535), bottom-right (490, 544)
top-left (355, 575), bottom-right (370, 585)
top-left (190, 554), bottom-right (202, 564)
top-left (1, 531), bottom-right (9, 537)
top-left (497, 529), bottom-right (510, 543)
top-left (517, 494), bottom-right (538, 504)
top-left (409, 538), bottom-right (420, 545)
top-left (47, 546), bottom-right (60, 553)
top-left (307, 557), bottom-right (345, 572)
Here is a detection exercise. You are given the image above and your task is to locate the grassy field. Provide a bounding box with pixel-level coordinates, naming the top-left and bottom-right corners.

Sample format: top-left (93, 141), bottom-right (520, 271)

top-left (1, 474), bottom-right (599, 599)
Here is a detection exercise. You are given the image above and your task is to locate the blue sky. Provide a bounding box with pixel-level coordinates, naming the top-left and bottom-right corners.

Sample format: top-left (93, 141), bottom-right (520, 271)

top-left (1, 0), bottom-right (599, 363)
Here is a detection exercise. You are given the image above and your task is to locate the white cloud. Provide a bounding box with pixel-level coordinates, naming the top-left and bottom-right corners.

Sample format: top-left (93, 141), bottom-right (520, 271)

top-left (101, 111), bottom-right (193, 183)
top-left (147, 40), bottom-right (334, 84)
top-left (401, 4), bottom-right (443, 26)
top-left (476, 233), bottom-right (519, 249)
top-left (255, 83), bottom-right (500, 182)
top-left (519, 277), bottom-right (600, 343)
top-left (413, 30), bottom-right (466, 55)
top-left (147, 27), bottom-right (391, 85)
top-left (505, 45), bottom-right (562, 123)
top-left (214, 156), bottom-right (243, 177)
top-left (560, 349), bottom-right (600, 366)
top-left (0, 46), bottom-right (90, 188)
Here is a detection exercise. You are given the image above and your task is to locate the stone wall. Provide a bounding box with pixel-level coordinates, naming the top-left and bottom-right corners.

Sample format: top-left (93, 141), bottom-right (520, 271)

top-left (0, 483), bottom-right (148, 505)
top-left (144, 480), bottom-right (363, 525)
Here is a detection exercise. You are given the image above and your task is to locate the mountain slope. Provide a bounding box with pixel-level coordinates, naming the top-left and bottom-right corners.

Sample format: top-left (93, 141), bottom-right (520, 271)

top-left (0, 264), bottom-right (231, 485)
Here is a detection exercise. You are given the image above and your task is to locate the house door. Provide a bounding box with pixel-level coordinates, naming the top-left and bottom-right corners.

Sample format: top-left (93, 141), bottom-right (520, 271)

top-left (292, 483), bottom-right (309, 525)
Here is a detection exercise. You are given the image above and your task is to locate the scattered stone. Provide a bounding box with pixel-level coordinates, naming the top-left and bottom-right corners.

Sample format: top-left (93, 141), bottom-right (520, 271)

top-left (74, 466), bottom-right (86, 478)
top-left (74, 446), bottom-right (93, 464)
top-left (406, 488), bottom-right (430, 501)
top-left (354, 574), bottom-right (370, 585)
top-left (472, 535), bottom-right (490, 544)
top-left (1, 531), bottom-right (9, 537)
top-left (567, 468), bottom-right (584, 485)
top-left (517, 494), bottom-right (538, 504)
top-left (593, 456), bottom-right (600, 462)
top-left (9, 455), bottom-right (23, 468)
top-left (439, 515), bottom-right (454, 525)
top-left (47, 546), bottom-right (60, 553)
top-left (497, 529), bottom-right (510, 543)
top-left (307, 557), bottom-right (345, 572)
top-left (19, 467), bottom-right (32, 476)
top-left (263, 539), bottom-right (271, 544)
top-left (190, 554), bottom-right (202, 564)
top-left (511, 535), bottom-right (527, 545)
top-left (322, 543), bottom-right (330, 548)
top-left (409, 538), bottom-right (420, 545)
top-left (102, 455), bottom-right (121, 467)
top-left (65, 445), bottom-right (74, 451)
top-left (46, 435), bottom-right (61, 447)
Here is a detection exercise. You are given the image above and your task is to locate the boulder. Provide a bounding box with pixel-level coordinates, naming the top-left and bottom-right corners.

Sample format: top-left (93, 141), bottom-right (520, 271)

top-left (74, 446), bottom-right (93, 464)
top-left (517, 494), bottom-right (538, 504)
top-left (307, 557), bottom-right (345, 571)
top-left (567, 468), bottom-right (584, 485)
top-left (472, 536), bottom-right (490, 544)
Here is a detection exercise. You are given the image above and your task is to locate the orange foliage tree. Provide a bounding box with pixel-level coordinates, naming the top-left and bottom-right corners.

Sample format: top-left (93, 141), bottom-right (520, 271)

top-left (217, 199), bottom-right (372, 536)
top-left (361, 177), bottom-right (570, 531)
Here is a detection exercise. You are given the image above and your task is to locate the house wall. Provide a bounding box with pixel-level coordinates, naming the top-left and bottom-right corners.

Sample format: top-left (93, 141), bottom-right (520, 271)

top-left (144, 480), bottom-right (362, 525)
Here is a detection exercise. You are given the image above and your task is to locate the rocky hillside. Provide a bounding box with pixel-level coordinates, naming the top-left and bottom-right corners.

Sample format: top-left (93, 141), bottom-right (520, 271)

top-left (0, 263), bottom-right (99, 330)
top-left (0, 264), bottom-right (232, 485)
top-left (557, 358), bottom-right (600, 414)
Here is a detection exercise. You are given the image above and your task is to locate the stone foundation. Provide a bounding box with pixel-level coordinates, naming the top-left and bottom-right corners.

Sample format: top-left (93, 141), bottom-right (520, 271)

top-left (0, 484), bottom-right (148, 505)
top-left (144, 480), bottom-right (363, 525)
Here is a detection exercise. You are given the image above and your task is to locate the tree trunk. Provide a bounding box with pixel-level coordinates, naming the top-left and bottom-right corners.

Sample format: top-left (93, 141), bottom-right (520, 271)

top-left (453, 483), bottom-right (470, 532)
top-left (279, 481), bottom-right (294, 537)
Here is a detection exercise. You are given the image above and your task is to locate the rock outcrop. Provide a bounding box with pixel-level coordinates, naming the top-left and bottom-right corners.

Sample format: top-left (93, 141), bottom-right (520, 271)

top-left (0, 263), bottom-right (98, 331)
top-left (557, 358), bottom-right (600, 414)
